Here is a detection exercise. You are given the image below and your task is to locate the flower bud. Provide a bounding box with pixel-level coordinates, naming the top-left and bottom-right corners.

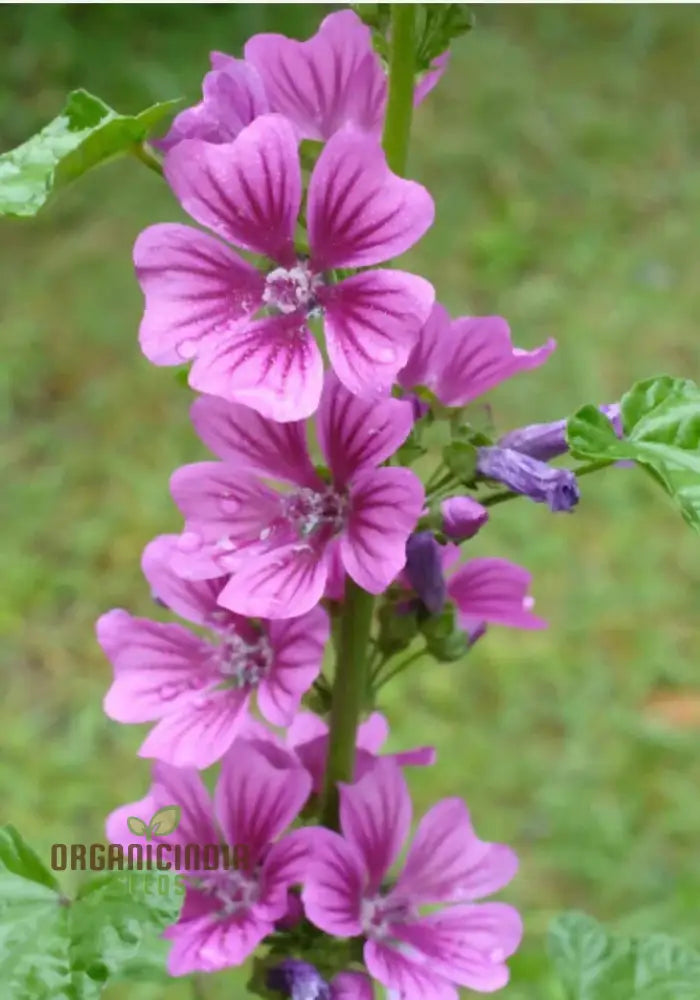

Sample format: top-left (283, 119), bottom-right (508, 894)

top-left (441, 496), bottom-right (489, 541)
top-left (405, 532), bottom-right (446, 614)
top-left (498, 402), bottom-right (622, 460)
top-left (266, 960), bottom-right (331, 1000)
top-left (476, 447), bottom-right (579, 512)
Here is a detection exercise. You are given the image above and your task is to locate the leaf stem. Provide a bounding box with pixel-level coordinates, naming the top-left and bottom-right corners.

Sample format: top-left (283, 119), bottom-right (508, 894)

top-left (382, 4), bottom-right (416, 175)
top-left (320, 581), bottom-right (375, 828)
top-left (131, 141), bottom-right (164, 176)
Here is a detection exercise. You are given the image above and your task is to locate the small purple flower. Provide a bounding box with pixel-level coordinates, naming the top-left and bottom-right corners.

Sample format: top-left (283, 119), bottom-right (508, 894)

top-left (404, 532), bottom-right (447, 614)
top-left (441, 496), bottom-right (489, 541)
top-left (267, 960), bottom-right (331, 1000)
top-left (476, 446), bottom-right (580, 512)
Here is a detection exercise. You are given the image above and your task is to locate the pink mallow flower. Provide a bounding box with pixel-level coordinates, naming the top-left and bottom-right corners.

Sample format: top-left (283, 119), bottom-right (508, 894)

top-left (97, 534), bottom-right (328, 769)
top-left (106, 741), bottom-right (312, 976)
top-left (135, 113), bottom-right (434, 421)
top-left (399, 302), bottom-right (555, 408)
top-left (158, 10), bottom-right (447, 150)
top-left (302, 759), bottom-right (523, 998)
top-left (169, 374), bottom-right (425, 619)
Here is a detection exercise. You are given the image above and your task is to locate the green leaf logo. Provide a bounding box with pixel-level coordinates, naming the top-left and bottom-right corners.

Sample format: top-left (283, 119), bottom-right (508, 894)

top-left (126, 816), bottom-right (148, 837)
top-left (148, 806), bottom-right (181, 838)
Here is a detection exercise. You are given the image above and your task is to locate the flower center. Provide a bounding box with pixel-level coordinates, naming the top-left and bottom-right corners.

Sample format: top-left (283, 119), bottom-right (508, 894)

top-left (217, 629), bottom-right (273, 688)
top-left (360, 893), bottom-right (413, 941)
top-left (283, 487), bottom-right (347, 541)
top-left (263, 262), bottom-right (321, 315)
top-left (189, 867), bottom-right (259, 920)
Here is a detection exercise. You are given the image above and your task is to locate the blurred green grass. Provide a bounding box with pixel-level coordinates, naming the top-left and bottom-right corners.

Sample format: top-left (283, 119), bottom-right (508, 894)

top-left (2, 5), bottom-right (700, 998)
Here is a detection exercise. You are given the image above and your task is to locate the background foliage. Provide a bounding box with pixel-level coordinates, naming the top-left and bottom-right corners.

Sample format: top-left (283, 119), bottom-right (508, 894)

top-left (2, 4), bottom-right (699, 997)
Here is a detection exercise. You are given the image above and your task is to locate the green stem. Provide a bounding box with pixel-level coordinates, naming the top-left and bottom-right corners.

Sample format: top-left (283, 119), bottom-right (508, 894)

top-left (382, 4), bottom-right (416, 175)
top-left (375, 645), bottom-right (427, 690)
top-left (481, 458), bottom-right (615, 508)
top-left (320, 3), bottom-right (417, 830)
top-left (131, 141), bottom-right (164, 176)
top-left (320, 581), bottom-right (375, 828)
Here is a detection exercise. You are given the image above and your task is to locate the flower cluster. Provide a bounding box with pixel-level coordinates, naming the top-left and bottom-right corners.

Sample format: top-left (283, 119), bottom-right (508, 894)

top-left (98, 9), bottom-right (606, 998)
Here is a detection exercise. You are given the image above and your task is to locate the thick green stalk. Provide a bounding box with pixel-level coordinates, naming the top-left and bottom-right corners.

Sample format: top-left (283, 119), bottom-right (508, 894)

top-left (320, 6), bottom-right (417, 828)
top-left (320, 582), bottom-right (375, 827)
top-left (382, 4), bottom-right (416, 175)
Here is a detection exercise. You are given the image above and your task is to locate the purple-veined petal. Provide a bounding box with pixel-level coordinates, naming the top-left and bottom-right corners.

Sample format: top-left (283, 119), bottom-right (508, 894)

top-left (317, 371), bottom-right (414, 486)
top-left (364, 941), bottom-right (458, 1000)
top-left (301, 828), bottom-right (365, 937)
top-left (320, 269), bottom-right (435, 399)
top-left (138, 687), bottom-right (249, 770)
top-left (399, 302), bottom-right (452, 393)
top-left (414, 52), bottom-right (450, 105)
top-left (395, 904), bottom-right (523, 992)
top-left (134, 223), bottom-right (264, 366)
top-left (436, 315), bottom-right (556, 407)
top-left (257, 828), bottom-right (314, 920)
top-left (164, 115), bottom-right (301, 265)
top-left (308, 130), bottom-right (434, 270)
top-left (170, 462), bottom-right (283, 553)
top-left (141, 534), bottom-right (229, 627)
top-left (339, 758), bottom-right (411, 894)
top-left (217, 543), bottom-right (329, 620)
top-left (395, 799), bottom-right (518, 905)
top-left (357, 712), bottom-right (389, 754)
top-left (258, 607), bottom-right (329, 726)
top-left (165, 905), bottom-right (270, 975)
top-left (190, 394), bottom-right (318, 486)
top-left (157, 56), bottom-right (268, 151)
top-left (447, 558), bottom-right (547, 630)
top-left (98, 610), bottom-right (216, 723)
top-left (245, 10), bottom-right (386, 141)
top-left (214, 741), bottom-right (310, 860)
top-left (341, 467), bottom-right (424, 594)
top-left (188, 314), bottom-right (323, 422)
top-left (107, 761), bottom-right (218, 855)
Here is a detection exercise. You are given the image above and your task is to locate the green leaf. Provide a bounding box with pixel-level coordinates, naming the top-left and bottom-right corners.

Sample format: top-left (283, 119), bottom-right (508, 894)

top-left (548, 911), bottom-right (700, 1000)
top-left (0, 90), bottom-right (180, 217)
top-left (548, 911), bottom-right (626, 1000)
top-left (71, 870), bottom-right (182, 984)
top-left (567, 376), bottom-right (700, 531)
top-left (0, 825), bottom-right (83, 999)
top-left (148, 805), bottom-right (181, 837)
top-left (0, 825), bottom-right (60, 893)
top-left (414, 4), bottom-right (475, 73)
top-left (0, 826), bottom-right (180, 998)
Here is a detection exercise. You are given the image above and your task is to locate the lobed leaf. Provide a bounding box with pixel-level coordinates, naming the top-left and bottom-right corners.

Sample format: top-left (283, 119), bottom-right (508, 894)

top-left (567, 375), bottom-right (700, 531)
top-left (0, 90), bottom-right (180, 217)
